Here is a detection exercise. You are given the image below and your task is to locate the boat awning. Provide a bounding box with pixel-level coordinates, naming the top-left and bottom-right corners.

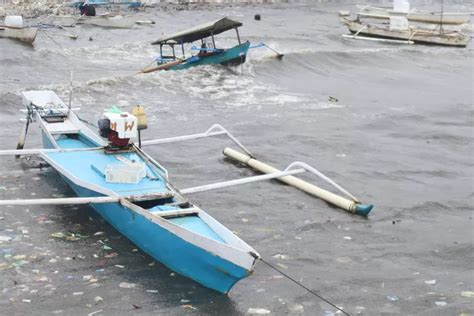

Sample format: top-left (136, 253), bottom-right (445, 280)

top-left (152, 17), bottom-right (242, 45)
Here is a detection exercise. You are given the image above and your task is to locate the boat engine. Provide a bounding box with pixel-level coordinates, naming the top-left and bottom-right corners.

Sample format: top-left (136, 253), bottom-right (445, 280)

top-left (98, 108), bottom-right (137, 149)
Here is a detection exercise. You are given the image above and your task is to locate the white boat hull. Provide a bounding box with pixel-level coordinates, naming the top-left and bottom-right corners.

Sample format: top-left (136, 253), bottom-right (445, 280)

top-left (342, 18), bottom-right (470, 47)
top-left (0, 26), bottom-right (38, 44)
top-left (357, 6), bottom-right (471, 25)
top-left (77, 14), bottom-right (137, 29)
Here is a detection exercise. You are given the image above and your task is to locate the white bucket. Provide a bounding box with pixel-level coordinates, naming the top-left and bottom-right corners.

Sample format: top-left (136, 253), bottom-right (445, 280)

top-left (5, 15), bottom-right (23, 28)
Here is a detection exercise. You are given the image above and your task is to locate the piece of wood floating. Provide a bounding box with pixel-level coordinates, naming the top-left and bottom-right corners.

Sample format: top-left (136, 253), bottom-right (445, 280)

top-left (223, 148), bottom-right (373, 216)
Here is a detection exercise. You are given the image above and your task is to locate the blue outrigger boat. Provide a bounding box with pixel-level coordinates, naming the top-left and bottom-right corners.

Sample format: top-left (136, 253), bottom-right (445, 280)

top-left (142, 18), bottom-right (250, 73)
top-left (8, 90), bottom-right (259, 293)
top-left (1, 90), bottom-right (372, 294)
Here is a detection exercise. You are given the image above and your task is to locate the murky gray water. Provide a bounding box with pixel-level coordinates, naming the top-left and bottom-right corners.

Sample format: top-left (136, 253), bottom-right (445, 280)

top-left (0, 1), bottom-right (473, 315)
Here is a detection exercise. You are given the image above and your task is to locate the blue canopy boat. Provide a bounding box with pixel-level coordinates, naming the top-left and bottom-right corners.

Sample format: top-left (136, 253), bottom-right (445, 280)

top-left (142, 17), bottom-right (250, 73)
top-left (0, 90), bottom-right (372, 294)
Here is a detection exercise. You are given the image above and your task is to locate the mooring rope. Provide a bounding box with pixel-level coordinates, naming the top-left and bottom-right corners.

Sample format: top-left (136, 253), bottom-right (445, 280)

top-left (78, 116), bottom-right (98, 128)
top-left (259, 257), bottom-right (350, 316)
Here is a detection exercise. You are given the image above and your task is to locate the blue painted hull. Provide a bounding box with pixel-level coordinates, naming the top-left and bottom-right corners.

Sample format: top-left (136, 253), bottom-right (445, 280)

top-left (170, 41), bottom-right (250, 71)
top-left (41, 127), bottom-right (254, 293)
top-left (61, 177), bottom-right (250, 293)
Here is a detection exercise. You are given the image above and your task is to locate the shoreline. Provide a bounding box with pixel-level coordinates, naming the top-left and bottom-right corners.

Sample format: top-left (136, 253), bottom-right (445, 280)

top-left (0, 0), bottom-right (287, 19)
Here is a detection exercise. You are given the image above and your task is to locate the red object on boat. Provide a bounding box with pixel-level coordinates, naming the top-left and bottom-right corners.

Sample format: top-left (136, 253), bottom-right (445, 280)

top-left (107, 130), bottom-right (129, 147)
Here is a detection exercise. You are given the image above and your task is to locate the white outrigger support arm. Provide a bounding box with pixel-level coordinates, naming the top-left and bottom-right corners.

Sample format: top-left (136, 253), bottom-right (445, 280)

top-left (1, 124), bottom-right (253, 158)
top-left (141, 124), bottom-right (255, 158)
top-left (180, 167), bottom-right (306, 195)
top-left (0, 192), bottom-right (172, 207)
top-left (181, 161), bottom-right (357, 202)
top-left (0, 196), bottom-right (120, 206)
top-left (0, 146), bottom-right (103, 156)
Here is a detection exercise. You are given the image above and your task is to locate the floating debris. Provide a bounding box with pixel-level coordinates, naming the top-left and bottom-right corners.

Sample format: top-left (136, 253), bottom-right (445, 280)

top-left (461, 291), bottom-right (474, 298)
top-left (73, 292), bottom-right (84, 296)
top-left (22, 299), bottom-right (32, 303)
top-left (288, 303), bottom-right (304, 313)
top-left (435, 301), bottom-right (447, 307)
top-left (272, 254), bottom-right (289, 260)
top-left (336, 256), bottom-right (352, 264)
top-left (50, 232), bottom-right (88, 241)
top-left (0, 236), bottom-right (12, 242)
top-left (181, 304), bottom-right (196, 310)
top-left (94, 296), bottom-right (103, 304)
top-left (13, 254), bottom-right (26, 260)
top-left (343, 236), bottom-right (352, 240)
top-left (114, 265), bottom-right (124, 269)
top-left (276, 263), bottom-right (288, 269)
top-left (355, 306), bottom-right (366, 314)
top-left (88, 310), bottom-right (103, 316)
top-left (247, 308), bottom-right (271, 314)
top-left (425, 280), bottom-right (437, 285)
top-left (119, 282), bottom-right (136, 289)
top-left (146, 289), bottom-right (158, 293)
top-left (386, 295), bottom-right (399, 302)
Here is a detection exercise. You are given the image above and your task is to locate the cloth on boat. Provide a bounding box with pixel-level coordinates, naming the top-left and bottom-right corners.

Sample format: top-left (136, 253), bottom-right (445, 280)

top-left (79, 3), bottom-right (96, 16)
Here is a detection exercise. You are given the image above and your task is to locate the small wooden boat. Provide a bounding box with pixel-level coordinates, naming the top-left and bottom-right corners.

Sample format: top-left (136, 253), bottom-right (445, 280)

top-left (0, 90), bottom-right (372, 293)
top-left (357, 5), bottom-right (471, 25)
top-left (342, 18), bottom-right (470, 47)
top-left (0, 25), bottom-right (38, 44)
top-left (77, 13), bottom-right (138, 29)
top-left (142, 17), bottom-right (250, 73)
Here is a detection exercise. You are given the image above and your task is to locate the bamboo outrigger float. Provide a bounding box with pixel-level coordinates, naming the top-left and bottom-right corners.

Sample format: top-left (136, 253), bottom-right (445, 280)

top-left (0, 90), bottom-right (373, 293)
